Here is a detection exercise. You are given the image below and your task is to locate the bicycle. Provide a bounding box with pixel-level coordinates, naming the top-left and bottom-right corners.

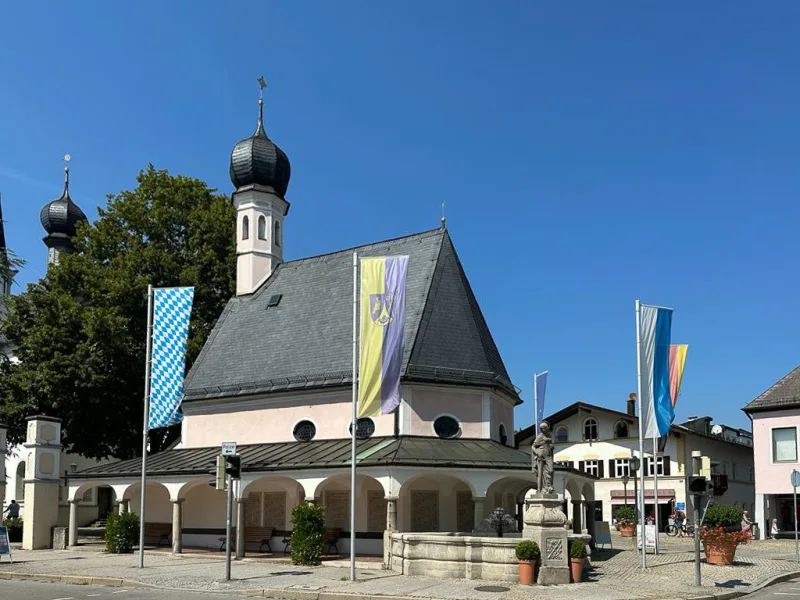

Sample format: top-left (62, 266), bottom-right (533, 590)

top-left (665, 522), bottom-right (694, 537)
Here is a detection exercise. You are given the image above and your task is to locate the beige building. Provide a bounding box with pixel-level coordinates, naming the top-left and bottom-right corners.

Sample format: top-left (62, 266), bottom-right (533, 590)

top-left (516, 400), bottom-right (755, 530)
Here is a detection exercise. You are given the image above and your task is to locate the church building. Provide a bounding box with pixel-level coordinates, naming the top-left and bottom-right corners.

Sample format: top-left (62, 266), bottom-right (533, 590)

top-left (45, 89), bottom-right (595, 556)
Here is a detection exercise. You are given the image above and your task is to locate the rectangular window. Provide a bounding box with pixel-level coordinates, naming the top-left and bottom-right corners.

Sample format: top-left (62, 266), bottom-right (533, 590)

top-left (614, 458), bottom-right (630, 478)
top-left (583, 460), bottom-right (599, 477)
top-left (646, 456), bottom-right (665, 476)
top-left (773, 427), bottom-right (798, 463)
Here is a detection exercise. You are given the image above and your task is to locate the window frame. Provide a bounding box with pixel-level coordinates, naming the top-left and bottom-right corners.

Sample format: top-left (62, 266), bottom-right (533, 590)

top-left (583, 459), bottom-right (599, 477)
top-left (292, 418), bottom-right (318, 442)
top-left (554, 426), bottom-right (568, 443)
top-left (432, 414), bottom-right (462, 439)
top-left (348, 417), bottom-right (376, 440)
top-left (614, 458), bottom-right (630, 478)
top-left (771, 426), bottom-right (799, 464)
top-left (242, 215), bottom-right (250, 240)
top-left (613, 420), bottom-right (630, 439)
top-left (646, 456), bottom-right (667, 476)
top-left (274, 220), bottom-right (281, 247)
top-left (498, 423), bottom-right (508, 445)
top-left (583, 417), bottom-right (599, 441)
top-left (257, 215), bottom-right (267, 240)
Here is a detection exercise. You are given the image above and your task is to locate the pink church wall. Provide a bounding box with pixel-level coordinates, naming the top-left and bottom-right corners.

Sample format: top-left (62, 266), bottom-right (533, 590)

top-left (408, 388), bottom-right (483, 438)
top-left (490, 395), bottom-right (514, 445)
top-left (752, 410), bottom-right (800, 494)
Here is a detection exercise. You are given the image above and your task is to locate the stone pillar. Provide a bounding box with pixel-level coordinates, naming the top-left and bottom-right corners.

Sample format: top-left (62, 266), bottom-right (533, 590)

top-left (584, 501), bottom-right (596, 539)
top-left (22, 415), bottom-right (62, 550)
top-left (755, 493), bottom-right (766, 540)
top-left (473, 497), bottom-right (485, 529)
top-left (171, 499), bottom-right (184, 554)
top-left (68, 499), bottom-right (79, 547)
top-left (236, 499), bottom-right (246, 559)
top-left (523, 490), bottom-right (569, 584)
top-left (383, 496), bottom-right (398, 568)
top-left (571, 500), bottom-right (582, 534)
top-left (0, 423), bottom-right (7, 508)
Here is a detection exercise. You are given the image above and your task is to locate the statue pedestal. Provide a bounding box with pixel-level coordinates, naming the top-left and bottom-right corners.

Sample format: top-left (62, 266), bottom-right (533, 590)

top-left (523, 490), bottom-right (570, 585)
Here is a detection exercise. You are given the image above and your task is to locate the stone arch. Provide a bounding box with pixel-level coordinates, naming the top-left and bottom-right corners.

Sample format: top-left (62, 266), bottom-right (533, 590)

top-left (120, 480), bottom-right (172, 525)
top-left (316, 473), bottom-right (388, 536)
top-left (581, 482), bottom-right (595, 504)
top-left (14, 460), bottom-right (25, 501)
top-left (238, 475), bottom-right (305, 532)
top-left (398, 472), bottom-right (478, 533)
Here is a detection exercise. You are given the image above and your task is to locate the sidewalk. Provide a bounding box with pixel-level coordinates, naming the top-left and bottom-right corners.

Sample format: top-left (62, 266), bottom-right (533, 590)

top-left (1, 537), bottom-right (799, 600)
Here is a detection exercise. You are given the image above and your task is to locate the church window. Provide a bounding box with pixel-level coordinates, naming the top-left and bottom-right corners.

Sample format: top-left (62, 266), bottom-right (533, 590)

top-left (293, 420), bottom-right (316, 442)
top-left (257, 215), bottom-right (267, 240)
top-left (242, 216), bottom-right (250, 240)
top-left (554, 426), bottom-right (568, 443)
top-left (274, 221), bottom-right (281, 247)
top-left (498, 424), bottom-right (508, 445)
top-left (614, 420), bottom-right (630, 438)
top-left (433, 415), bottom-right (461, 439)
top-left (583, 418), bottom-right (598, 441)
top-left (349, 418), bottom-right (375, 440)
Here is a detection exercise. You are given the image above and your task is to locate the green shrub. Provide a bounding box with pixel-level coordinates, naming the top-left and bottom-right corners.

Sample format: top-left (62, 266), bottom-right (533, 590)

top-left (291, 503), bottom-right (325, 565)
top-left (105, 512), bottom-right (140, 554)
top-left (515, 540), bottom-right (541, 561)
top-left (570, 539), bottom-right (587, 559)
top-left (3, 517), bottom-right (23, 543)
top-left (614, 506), bottom-right (637, 524)
top-left (703, 504), bottom-right (741, 529)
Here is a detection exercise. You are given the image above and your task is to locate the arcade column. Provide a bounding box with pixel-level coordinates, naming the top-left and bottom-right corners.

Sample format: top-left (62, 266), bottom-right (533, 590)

top-left (22, 415), bottom-right (62, 550)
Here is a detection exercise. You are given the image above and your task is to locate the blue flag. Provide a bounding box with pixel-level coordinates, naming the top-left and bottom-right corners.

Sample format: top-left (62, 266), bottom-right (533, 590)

top-left (535, 371), bottom-right (548, 432)
top-left (148, 287), bottom-right (194, 430)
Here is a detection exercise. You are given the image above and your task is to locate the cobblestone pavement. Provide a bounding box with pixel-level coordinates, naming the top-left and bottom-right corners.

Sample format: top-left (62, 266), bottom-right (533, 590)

top-left (0, 536), bottom-right (799, 600)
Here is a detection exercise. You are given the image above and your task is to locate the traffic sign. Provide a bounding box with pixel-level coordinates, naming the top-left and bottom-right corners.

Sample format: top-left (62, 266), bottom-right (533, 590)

top-left (677, 502), bottom-right (686, 511)
top-left (221, 442), bottom-right (237, 456)
top-left (792, 470), bottom-right (800, 488)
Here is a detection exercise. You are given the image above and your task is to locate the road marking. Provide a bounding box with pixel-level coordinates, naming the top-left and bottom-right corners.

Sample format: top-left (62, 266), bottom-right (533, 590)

top-left (52, 597), bottom-right (74, 600)
top-left (773, 593), bottom-right (800, 596)
top-left (111, 592), bottom-right (129, 595)
top-left (87, 595), bottom-right (102, 598)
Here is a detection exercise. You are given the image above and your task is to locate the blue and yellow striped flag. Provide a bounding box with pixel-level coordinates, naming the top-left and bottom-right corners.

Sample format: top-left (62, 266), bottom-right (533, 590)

top-left (358, 256), bottom-right (409, 418)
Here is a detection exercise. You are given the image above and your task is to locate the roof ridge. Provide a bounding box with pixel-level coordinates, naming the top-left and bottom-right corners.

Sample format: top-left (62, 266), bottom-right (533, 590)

top-left (745, 364), bottom-right (800, 407)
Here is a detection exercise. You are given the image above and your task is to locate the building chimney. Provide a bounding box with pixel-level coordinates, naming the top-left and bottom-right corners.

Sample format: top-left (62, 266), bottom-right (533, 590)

top-left (627, 393), bottom-right (636, 416)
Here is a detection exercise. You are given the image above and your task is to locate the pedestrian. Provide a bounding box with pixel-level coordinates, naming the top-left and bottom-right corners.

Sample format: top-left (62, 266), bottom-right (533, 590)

top-left (742, 510), bottom-right (752, 537)
top-left (3, 499), bottom-right (20, 519)
top-left (771, 518), bottom-right (780, 540)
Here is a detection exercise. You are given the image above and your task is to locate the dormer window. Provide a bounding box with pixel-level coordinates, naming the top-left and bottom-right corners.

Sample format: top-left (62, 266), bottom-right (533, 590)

top-left (583, 418), bottom-right (598, 441)
top-left (614, 420), bottom-right (630, 439)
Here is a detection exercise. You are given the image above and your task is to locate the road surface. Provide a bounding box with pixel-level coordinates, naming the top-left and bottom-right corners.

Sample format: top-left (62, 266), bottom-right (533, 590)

top-left (746, 578), bottom-right (800, 600)
top-left (0, 580), bottom-right (254, 600)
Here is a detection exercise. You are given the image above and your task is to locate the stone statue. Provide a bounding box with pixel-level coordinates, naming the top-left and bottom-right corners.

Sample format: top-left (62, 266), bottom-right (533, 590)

top-left (531, 421), bottom-right (554, 494)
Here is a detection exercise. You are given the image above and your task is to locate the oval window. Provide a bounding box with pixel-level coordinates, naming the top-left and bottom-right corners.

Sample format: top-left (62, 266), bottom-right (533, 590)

top-left (433, 415), bottom-right (461, 439)
top-left (349, 418), bottom-right (376, 440)
top-left (293, 420), bottom-right (316, 442)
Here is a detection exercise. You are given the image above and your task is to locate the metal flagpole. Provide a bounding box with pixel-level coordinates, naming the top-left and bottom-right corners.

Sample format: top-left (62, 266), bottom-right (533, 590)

top-left (138, 284), bottom-right (154, 569)
top-left (533, 373), bottom-right (539, 435)
top-left (634, 299), bottom-right (647, 569)
top-left (653, 436), bottom-right (659, 554)
top-left (349, 252), bottom-right (358, 582)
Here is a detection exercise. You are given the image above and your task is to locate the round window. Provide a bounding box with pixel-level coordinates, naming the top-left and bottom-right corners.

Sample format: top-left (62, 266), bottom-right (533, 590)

top-left (293, 420), bottom-right (316, 442)
top-left (433, 415), bottom-right (461, 439)
top-left (499, 424), bottom-right (508, 445)
top-left (349, 418), bottom-right (375, 440)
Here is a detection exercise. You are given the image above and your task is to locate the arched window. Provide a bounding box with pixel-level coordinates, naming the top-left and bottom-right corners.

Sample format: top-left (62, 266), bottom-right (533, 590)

top-left (554, 426), bottom-right (568, 443)
top-left (242, 215), bottom-right (250, 240)
top-left (614, 420), bottom-right (630, 439)
top-left (257, 215), bottom-right (267, 240)
top-left (293, 420), bottom-right (316, 442)
top-left (274, 221), bottom-right (281, 247)
top-left (15, 462), bottom-right (25, 500)
top-left (498, 424), bottom-right (508, 445)
top-left (433, 415), bottom-right (461, 439)
top-left (583, 418), bottom-right (598, 441)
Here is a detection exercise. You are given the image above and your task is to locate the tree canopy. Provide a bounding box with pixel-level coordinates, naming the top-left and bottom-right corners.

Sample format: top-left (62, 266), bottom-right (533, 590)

top-left (0, 166), bottom-right (236, 459)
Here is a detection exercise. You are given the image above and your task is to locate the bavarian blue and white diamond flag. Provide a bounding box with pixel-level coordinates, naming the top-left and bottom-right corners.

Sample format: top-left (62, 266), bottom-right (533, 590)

top-left (148, 287), bottom-right (194, 430)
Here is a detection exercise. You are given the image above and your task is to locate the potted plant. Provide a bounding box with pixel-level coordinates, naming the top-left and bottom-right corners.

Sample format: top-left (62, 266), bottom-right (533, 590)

top-left (700, 504), bottom-right (748, 565)
top-left (569, 539), bottom-right (587, 583)
top-left (515, 540), bottom-right (540, 585)
top-left (3, 517), bottom-right (23, 543)
top-left (614, 506), bottom-right (636, 537)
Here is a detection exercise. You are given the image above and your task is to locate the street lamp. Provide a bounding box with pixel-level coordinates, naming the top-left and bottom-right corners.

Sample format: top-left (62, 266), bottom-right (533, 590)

top-left (630, 456), bottom-right (641, 522)
top-left (622, 474), bottom-right (630, 506)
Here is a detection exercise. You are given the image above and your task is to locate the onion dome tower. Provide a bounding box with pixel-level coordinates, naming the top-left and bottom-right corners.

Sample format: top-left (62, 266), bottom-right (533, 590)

top-left (40, 156), bottom-right (87, 266)
top-left (230, 77), bottom-right (291, 296)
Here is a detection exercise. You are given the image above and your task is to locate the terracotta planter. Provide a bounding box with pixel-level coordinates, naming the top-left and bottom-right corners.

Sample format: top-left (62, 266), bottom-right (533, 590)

top-left (570, 557), bottom-right (584, 583)
top-left (618, 523), bottom-right (636, 538)
top-left (518, 559), bottom-right (536, 585)
top-left (704, 540), bottom-right (737, 565)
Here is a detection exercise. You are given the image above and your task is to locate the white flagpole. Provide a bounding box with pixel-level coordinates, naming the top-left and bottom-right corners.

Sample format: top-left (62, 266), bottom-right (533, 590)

top-left (138, 284), bottom-right (154, 569)
top-left (533, 373), bottom-right (539, 435)
top-left (349, 252), bottom-right (358, 581)
top-left (634, 299), bottom-right (647, 569)
top-left (653, 435), bottom-right (660, 554)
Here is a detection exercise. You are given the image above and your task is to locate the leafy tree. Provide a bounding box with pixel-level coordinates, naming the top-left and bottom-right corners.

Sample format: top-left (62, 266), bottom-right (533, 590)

top-left (0, 166), bottom-right (236, 459)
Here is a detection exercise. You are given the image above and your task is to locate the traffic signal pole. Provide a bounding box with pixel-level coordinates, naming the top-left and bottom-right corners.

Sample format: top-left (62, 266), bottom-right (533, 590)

top-left (692, 452), bottom-right (702, 586)
top-left (225, 472), bottom-right (233, 581)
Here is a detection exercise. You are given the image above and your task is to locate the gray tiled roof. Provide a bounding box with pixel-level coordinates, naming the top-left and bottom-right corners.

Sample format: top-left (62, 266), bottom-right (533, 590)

top-left (74, 436), bottom-right (532, 478)
top-left (744, 365), bottom-right (800, 413)
top-left (183, 228), bottom-right (518, 401)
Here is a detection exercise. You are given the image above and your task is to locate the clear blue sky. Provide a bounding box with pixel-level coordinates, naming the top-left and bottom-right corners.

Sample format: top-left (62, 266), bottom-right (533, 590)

top-left (2, 1), bottom-right (799, 430)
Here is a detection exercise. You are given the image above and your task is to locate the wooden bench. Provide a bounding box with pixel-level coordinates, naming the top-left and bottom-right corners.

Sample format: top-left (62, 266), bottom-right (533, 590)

top-left (144, 522), bottom-right (171, 547)
top-left (218, 527), bottom-right (236, 551)
top-left (323, 527), bottom-right (342, 555)
top-left (219, 527), bottom-right (275, 553)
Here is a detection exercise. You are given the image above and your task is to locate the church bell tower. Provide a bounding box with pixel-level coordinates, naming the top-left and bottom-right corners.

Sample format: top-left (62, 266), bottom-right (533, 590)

top-left (229, 78), bottom-right (291, 296)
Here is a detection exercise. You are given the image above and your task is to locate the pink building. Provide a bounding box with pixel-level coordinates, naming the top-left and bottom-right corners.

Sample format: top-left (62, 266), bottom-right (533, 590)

top-left (744, 365), bottom-right (800, 537)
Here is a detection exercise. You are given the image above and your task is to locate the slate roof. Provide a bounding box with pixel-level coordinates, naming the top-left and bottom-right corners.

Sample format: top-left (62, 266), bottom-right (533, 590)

top-left (74, 436), bottom-right (534, 479)
top-left (183, 228), bottom-right (518, 402)
top-left (743, 365), bottom-right (800, 413)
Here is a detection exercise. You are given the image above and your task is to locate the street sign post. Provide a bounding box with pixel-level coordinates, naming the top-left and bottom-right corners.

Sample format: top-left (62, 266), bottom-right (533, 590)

top-left (792, 470), bottom-right (800, 562)
top-left (221, 442), bottom-right (237, 456)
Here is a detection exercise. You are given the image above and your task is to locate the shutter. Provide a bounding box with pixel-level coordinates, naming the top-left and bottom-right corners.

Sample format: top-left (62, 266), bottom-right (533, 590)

top-left (579, 461), bottom-right (585, 473)
top-left (663, 456), bottom-right (671, 476)
top-left (568, 461), bottom-right (575, 469)
top-left (644, 457), bottom-right (650, 474)
top-left (598, 460), bottom-right (605, 478)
